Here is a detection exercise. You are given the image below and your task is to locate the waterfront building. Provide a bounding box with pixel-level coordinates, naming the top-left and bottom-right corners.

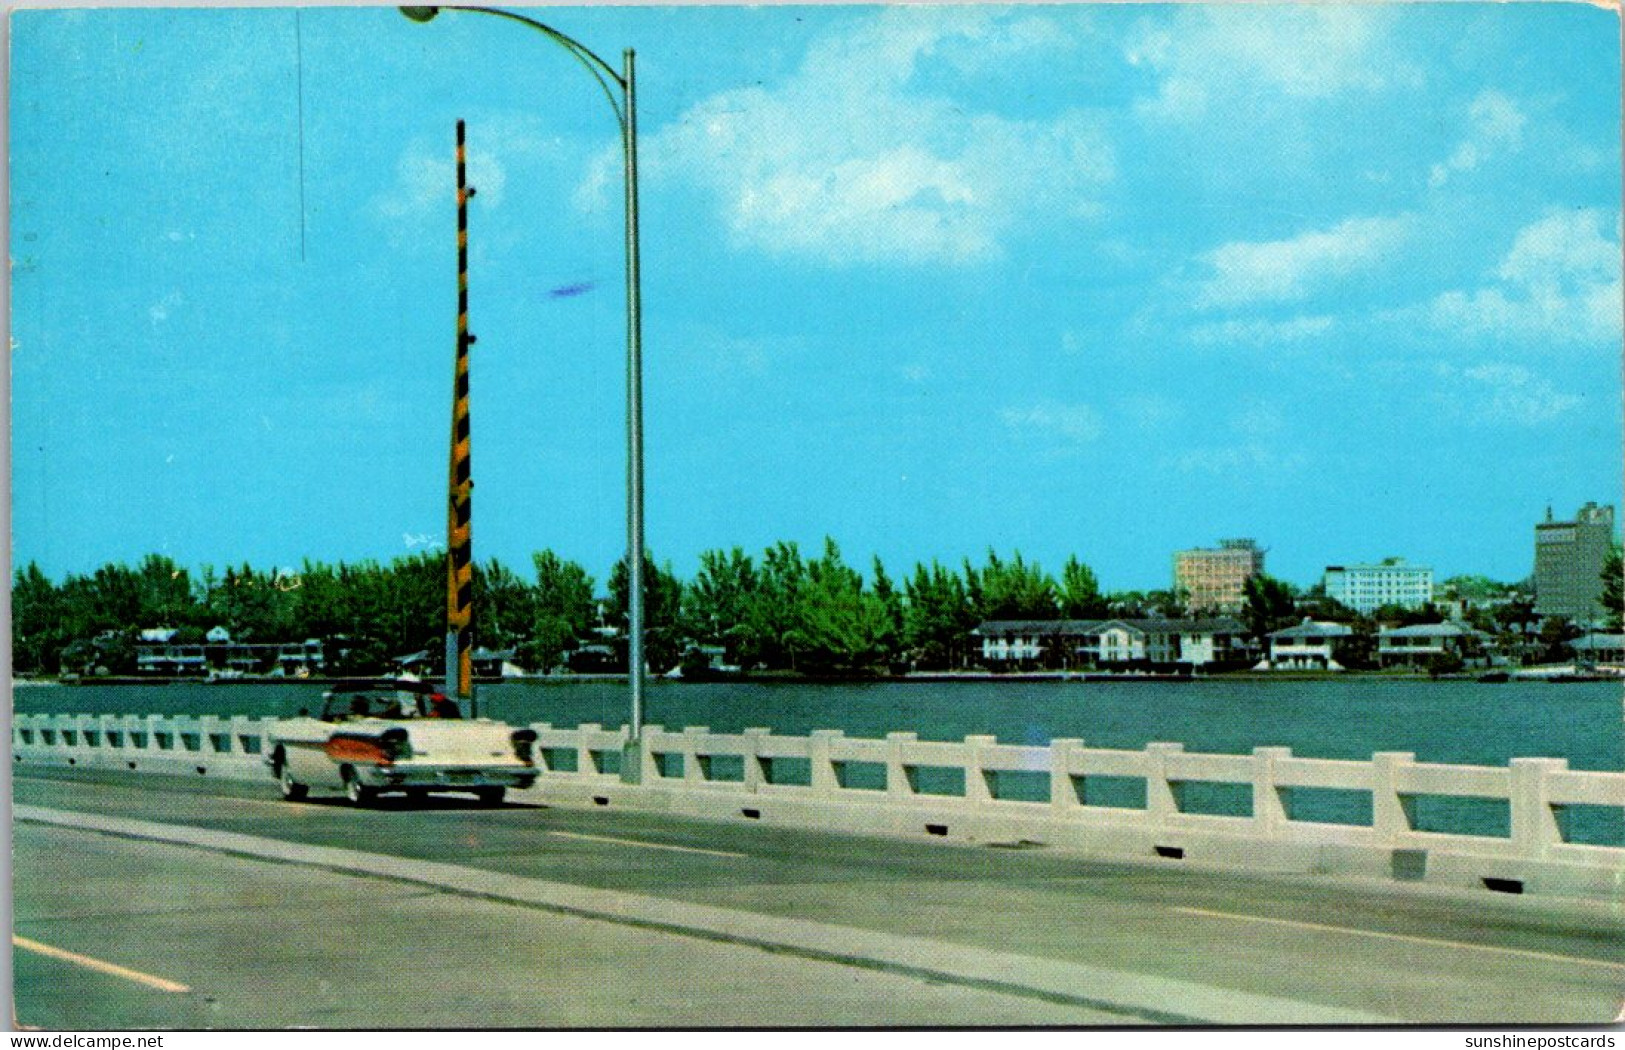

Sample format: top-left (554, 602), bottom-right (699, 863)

top-left (134, 636), bottom-right (325, 675)
top-left (1322, 558), bottom-right (1434, 615)
top-left (1266, 619), bottom-right (1355, 671)
top-left (1376, 623), bottom-right (1489, 669)
top-left (1173, 539), bottom-right (1264, 614)
top-left (1534, 502), bottom-right (1617, 626)
top-left (973, 617), bottom-right (1248, 670)
top-left (1571, 632), bottom-right (1625, 665)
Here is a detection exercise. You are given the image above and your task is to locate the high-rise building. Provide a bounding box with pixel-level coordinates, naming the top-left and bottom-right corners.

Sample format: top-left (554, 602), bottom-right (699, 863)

top-left (1173, 538), bottom-right (1264, 614)
top-left (1534, 503), bottom-right (1617, 626)
top-left (1323, 558), bottom-right (1434, 615)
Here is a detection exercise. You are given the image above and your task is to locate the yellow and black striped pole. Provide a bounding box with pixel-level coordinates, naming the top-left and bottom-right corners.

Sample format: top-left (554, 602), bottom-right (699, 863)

top-left (445, 119), bottom-right (476, 701)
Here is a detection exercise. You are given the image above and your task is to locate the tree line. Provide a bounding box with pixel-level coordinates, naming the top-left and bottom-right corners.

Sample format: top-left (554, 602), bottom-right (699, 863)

top-left (13, 542), bottom-right (1609, 678)
top-left (13, 543), bottom-right (1147, 677)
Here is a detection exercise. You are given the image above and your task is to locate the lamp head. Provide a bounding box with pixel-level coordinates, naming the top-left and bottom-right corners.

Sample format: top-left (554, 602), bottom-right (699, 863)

top-left (400, 7), bottom-right (440, 23)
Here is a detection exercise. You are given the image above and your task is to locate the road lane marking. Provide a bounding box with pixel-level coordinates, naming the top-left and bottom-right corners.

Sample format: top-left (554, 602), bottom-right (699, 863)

top-left (13, 936), bottom-right (192, 992)
top-left (17, 805), bottom-right (1394, 1023)
top-left (546, 830), bottom-right (746, 859)
top-left (1173, 906), bottom-right (1625, 972)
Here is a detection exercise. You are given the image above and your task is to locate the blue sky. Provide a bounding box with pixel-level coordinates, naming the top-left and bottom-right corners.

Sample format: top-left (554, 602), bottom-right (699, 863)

top-left (10, 4), bottom-right (1622, 593)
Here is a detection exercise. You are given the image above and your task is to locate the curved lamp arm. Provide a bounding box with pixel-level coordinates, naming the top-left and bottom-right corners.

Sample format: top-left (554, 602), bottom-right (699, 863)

top-left (400, 6), bottom-right (627, 132)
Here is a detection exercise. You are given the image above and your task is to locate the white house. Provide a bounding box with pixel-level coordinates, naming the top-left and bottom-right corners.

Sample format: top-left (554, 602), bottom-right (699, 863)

top-left (1377, 622), bottom-right (1488, 668)
top-left (1266, 619), bottom-right (1354, 671)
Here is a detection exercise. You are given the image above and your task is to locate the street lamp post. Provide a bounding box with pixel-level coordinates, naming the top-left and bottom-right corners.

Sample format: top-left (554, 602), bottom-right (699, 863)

top-left (401, 5), bottom-right (647, 782)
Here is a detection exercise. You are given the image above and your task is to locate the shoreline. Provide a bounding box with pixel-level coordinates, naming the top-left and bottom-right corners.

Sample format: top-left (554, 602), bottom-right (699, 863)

top-left (20, 667), bottom-right (1609, 687)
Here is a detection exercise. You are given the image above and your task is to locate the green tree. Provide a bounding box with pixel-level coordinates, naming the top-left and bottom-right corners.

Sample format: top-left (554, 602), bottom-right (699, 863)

top-left (379, 552), bottom-right (444, 659)
top-left (520, 550), bottom-right (597, 672)
top-left (134, 554), bottom-right (198, 628)
top-left (203, 561), bottom-right (301, 641)
top-left (753, 541), bottom-right (810, 670)
top-left (903, 561), bottom-right (974, 670)
top-left (12, 562), bottom-right (63, 674)
top-left (1537, 616), bottom-right (1581, 664)
top-left (1338, 619), bottom-right (1379, 670)
top-left (473, 558), bottom-right (537, 650)
top-left (966, 549), bottom-right (1058, 621)
top-left (1371, 602), bottom-right (1444, 628)
top-left (1059, 556), bottom-right (1108, 618)
top-left (778, 539), bottom-right (893, 674)
top-left (1107, 588), bottom-right (1187, 619)
top-left (870, 556), bottom-right (905, 666)
top-left (682, 548), bottom-right (763, 667)
top-left (1242, 574), bottom-right (1298, 642)
top-left (1601, 544), bottom-right (1623, 631)
top-left (608, 552), bottom-right (683, 673)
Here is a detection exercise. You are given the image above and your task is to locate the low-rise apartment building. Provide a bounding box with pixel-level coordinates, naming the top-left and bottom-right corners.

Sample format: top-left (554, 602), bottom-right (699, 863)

top-left (973, 618), bottom-right (1249, 670)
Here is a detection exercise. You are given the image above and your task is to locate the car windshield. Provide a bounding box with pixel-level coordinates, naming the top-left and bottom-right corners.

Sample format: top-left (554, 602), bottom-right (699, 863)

top-left (320, 689), bottom-right (461, 721)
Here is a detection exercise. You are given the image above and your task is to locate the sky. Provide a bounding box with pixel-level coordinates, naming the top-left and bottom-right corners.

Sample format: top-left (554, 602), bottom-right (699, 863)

top-left (9, 3), bottom-right (1623, 594)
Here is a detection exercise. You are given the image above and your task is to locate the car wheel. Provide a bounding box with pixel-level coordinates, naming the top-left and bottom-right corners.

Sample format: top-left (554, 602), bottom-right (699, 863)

top-left (475, 787), bottom-right (505, 806)
top-left (344, 771), bottom-right (375, 806)
top-left (278, 762), bottom-right (308, 802)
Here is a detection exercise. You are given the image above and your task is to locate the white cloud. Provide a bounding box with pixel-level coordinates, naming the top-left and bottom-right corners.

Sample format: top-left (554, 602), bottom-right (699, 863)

top-left (1188, 315), bottom-right (1335, 347)
top-left (1168, 441), bottom-right (1307, 478)
top-left (641, 9), bottom-right (1113, 266)
top-left (1165, 403), bottom-right (1307, 477)
top-left (1129, 7), bottom-right (1403, 122)
top-left (376, 142), bottom-right (510, 229)
top-left (1119, 394), bottom-right (1183, 431)
top-left (1437, 363), bottom-right (1582, 426)
top-left (374, 116), bottom-right (566, 231)
top-left (1197, 216), bottom-right (1411, 308)
top-left (148, 290), bottom-right (183, 327)
top-left (1428, 90), bottom-right (1526, 189)
top-left (1427, 210), bottom-right (1622, 347)
top-left (1001, 400), bottom-right (1104, 446)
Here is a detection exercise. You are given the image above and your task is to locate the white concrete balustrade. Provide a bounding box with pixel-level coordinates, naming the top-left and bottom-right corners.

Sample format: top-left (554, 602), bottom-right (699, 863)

top-left (13, 712), bottom-right (1623, 900)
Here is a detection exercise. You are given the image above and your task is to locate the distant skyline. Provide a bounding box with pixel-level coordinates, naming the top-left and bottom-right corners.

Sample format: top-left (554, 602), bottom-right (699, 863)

top-left (10, 4), bottom-right (1622, 593)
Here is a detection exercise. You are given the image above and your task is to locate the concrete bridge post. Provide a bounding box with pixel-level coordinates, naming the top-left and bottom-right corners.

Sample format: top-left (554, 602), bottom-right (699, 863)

top-left (964, 735), bottom-right (998, 804)
top-left (886, 732), bottom-right (918, 798)
top-left (681, 726), bottom-right (710, 785)
top-left (142, 714), bottom-right (166, 757)
top-left (1371, 752), bottom-right (1417, 843)
top-left (228, 716), bottom-right (264, 762)
top-left (742, 728), bottom-right (770, 792)
top-left (1510, 757), bottom-right (1569, 856)
top-left (576, 723), bottom-right (603, 776)
top-left (1049, 738), bottom-right (1083, 811)
top-left (1252, 747), bottom-right (1293, 837)
top-left (198, 715), bottom-right (228, 757)
top-left (808, 730), bottom-right (843, 796)
top-left (1145, 742), bottom-right (1185, 823)
top-left (638, 725), bottom-right (662, 781)
top-left (529, 723), bottom-right (554, 773)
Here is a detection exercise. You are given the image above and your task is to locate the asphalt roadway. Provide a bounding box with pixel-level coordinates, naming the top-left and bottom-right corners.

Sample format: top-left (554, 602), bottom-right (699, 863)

top-left (11, 766), bottom-right (1625, 1029)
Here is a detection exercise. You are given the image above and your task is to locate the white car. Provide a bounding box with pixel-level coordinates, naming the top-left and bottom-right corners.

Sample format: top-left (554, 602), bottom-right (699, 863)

top-left (267, 679), bottom-right (537, 805)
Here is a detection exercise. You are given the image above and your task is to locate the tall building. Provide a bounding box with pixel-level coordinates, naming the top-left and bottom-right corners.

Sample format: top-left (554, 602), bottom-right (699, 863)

top-left (1323, 558), bottom-right (1434, 615)
top-left (1534, 502), bottom-right (1617, 625)
top-left (1173, 538), bottom-right (1264, 614)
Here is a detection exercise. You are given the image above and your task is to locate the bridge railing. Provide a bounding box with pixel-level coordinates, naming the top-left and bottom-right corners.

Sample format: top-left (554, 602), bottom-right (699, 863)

top-left (14, 713), bottom-right (1623, 887)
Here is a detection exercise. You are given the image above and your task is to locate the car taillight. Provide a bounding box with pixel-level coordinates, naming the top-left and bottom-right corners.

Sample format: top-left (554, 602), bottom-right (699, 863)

top-left (379, 727), bottom-right (412, 763)
top-left (511, 728), bottom-right (537, 765)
